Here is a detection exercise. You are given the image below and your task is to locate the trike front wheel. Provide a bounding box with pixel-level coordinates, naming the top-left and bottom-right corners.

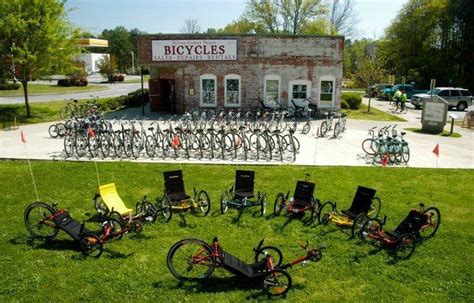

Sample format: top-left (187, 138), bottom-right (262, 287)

top-left (24, 202), bottom-right (59, 240)
top-left (262, 269), bottom-right (292, 296)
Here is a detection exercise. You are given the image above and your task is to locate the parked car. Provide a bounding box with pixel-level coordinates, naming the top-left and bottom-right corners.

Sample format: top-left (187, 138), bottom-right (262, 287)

top-left (380, 84), bottom-right (427, 101)
top-left (367, 83), bottom-right (392, 98)
top-left (411, 87), bottom-right (473, 111)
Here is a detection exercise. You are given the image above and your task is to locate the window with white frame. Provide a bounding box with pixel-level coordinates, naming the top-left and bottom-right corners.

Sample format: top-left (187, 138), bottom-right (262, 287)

top-left (224, 74), bottom-right (241, 107)
top-left (319, 76), bottom-right (335, 107)
top-left (289, 80), bottom-right (311, 105)
top-left (200, 74), bottom-right (217, 107)
top-left (264, 75), bottom-right (280, 106)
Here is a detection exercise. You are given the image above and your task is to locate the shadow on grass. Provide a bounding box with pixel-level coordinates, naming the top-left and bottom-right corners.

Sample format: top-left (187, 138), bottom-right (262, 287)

top-left (404, 127), bottom-right (461, 138)
top-left (159, 276), bottom-right (297, 300)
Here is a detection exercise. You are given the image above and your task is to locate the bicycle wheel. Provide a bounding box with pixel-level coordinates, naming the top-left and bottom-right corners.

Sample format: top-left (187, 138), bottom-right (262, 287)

top-left (369, 197), bottom-right (381, 218)
top-left (94, 195), bottom-right (109, 216)
top-left (220, 190), bottom-right (231, 214)
top-left (130, 133), bottom-right (142, 159)
top-left (99, 133), bottom-right (111, 158)
top-left (79, 233), bottom-right (103, 258)
top-left (351, 213), bottom-right (369, 238)
top-left (48, 124), bottom-right (59, 138)
top-left (75, 135), bottom-right (87, 157)
top-left (320, 121), bottom-right (328, 137)
top-left (87, 136), bottom-right (99, 158)
top-left (262, 269), bottom-right (292, 296)
top-left (317, 201), bottom-right (335, 225)
top-left (156, 196), bottom-right (172, 223)
top-left (401, 145), bottom-right (410, 164)
top-left (167, 239), bottom-right (216, 281)
top-left (396, 234), bottom-right (416, 260)
top-left (64, 135), bottom-right (75, 157)
top-left (60, 106), bottom-right (71, 120)
top-left (420, 207), bottom-right (441, 239)
top-left (24, 202), bottom-right (59, 240)
top-left (100, 216), bottom-right (124, 241)
top-left (333, 122), bottom-right (341, 138)
top-left (361, 139), bottom-right (376, 156)
top-left (301, 121), bottom-right (311, 135)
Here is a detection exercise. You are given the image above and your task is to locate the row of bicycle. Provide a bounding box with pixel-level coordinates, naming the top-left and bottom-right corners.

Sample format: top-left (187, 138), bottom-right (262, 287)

top-left (58, 117), bottom-right (302, 162)
top-left (24, 170), bottom-right (440, 296)
top-left (361, 124), bottom-right (410, 165)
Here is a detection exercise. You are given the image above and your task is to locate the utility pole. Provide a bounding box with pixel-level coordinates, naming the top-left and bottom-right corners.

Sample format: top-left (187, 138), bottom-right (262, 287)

top-left (131, 51), bottom-right (135, 75)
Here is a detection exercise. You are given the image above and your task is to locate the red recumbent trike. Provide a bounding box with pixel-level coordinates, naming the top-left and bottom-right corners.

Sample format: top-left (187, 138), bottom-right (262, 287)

top-left (166, 237), bottom-right (322, 296)
top-left (24, 201), bottom-right (131, 257)
top-left (354, 203), bottom-right (441, 259)
top-left (273, 174), bottom-right (320, 223)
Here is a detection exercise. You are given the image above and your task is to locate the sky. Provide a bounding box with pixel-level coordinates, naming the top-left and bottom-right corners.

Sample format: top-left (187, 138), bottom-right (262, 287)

top-left (66, 0), bottom-right (407, 39)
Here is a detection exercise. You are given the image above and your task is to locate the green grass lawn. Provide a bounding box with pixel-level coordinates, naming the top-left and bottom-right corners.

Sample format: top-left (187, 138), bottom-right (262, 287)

top-left (344, 104), bottom-right (407, 122)
top-left (0, 161), bottom-right (472, 302)
top-left (124, 75), bottom-right (150, 83)
top-left (0, 83), bottom-right (108, 97)
top-left (404, 127), bottom-right (462, 138)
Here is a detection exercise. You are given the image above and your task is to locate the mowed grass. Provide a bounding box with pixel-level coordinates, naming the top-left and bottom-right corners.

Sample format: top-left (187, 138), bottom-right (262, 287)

top-left (344, 104), bottom-right (407, 122)
top-left (0, 161), bottom-right (472, 302)
top-left (0, 83), bottom-right (107, 97)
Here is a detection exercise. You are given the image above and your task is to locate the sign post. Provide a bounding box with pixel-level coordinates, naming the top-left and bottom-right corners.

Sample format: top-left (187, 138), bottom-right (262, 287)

top-left (421, 78), bottom-right (448, 133)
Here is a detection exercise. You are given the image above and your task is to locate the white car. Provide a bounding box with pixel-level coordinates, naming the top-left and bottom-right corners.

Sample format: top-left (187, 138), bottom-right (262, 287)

top-left (411, 87), bottom-right (473, 111)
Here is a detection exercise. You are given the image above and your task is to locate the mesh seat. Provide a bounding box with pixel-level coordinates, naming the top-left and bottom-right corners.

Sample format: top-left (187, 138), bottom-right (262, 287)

top-left (234, 170), bottom-right (255, 200)
top-left (52, 211), bottom-right (90, 241)
top-left (164, 170), bottom-right (190, 202)
top-left (341, 186), bottom-right (376, 219)
top-left (99, 183), bottom-right (134, 215)
top-left (292, 181), bottom-right (315, 206)
top-left (386, 210), bottom-right (429, 238)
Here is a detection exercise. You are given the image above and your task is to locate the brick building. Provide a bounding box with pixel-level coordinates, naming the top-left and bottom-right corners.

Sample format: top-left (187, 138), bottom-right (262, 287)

top-left (137, 34), bottom-right (344, 114)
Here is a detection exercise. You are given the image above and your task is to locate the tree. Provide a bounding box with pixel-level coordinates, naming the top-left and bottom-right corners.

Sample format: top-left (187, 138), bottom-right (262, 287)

top-left (352, 56), bottom-right (391, 112)
top-left (245, 0), bottom-right (326, 34)
top-left (180, 18), bottom-right (201, 34)
top-left (97, 55), bottom-right (117, 83)
top-left (329, 0), bottom-right (358, 37)
top-left (100, 26), bottom-right (133, 73)
top-left (218, 17), bottom-right (264, 34)
top-left (0, 0), bottom-right (80, 117)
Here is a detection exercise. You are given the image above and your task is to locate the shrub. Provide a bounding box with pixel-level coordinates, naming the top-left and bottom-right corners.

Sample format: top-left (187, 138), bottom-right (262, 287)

top-left (342, 93), bottom-right (362, 109)
top-left (340, 99), bottom-right (350, 109)
top-left (0, 82), bottom-right (21, 90)
top-left (117, 74), bottom-right (125, 82)
top-left (57, 79), bottom-right (72, 87)
top-left (57, 79), bottom-right (88, 87)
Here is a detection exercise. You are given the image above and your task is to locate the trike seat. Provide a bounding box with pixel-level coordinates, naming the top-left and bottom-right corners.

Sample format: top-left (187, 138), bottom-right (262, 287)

top-left (168, 192), bottom-right (191, 202)
top-left (292, 181), bottom-right (315, 206)
top-left (235, 191), bottom-right (255, 199)
top-left (99, 183), bottom-right (134, 215)
top-left (220, 249), bottom-right (261, 278)
top-left (164, 170), bottom-right (189, 201)
top-left (234, 170), bottom-right (255, 200)
top-left (388, 210), bottom-right (429, 237)
top-left (52, 210), bottom-right (90, 241)
top-left (341, 186), bottom-right (376, 219)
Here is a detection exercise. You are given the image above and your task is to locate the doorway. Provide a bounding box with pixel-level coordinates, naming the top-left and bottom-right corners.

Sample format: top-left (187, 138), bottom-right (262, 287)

top-left (160, 79), bottom-right (176, 113)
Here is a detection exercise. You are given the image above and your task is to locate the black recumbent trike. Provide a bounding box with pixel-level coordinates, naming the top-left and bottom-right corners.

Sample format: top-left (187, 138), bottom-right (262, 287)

top-left (220, 170), bottom-right (266, 216)
top-left (155, 170), bottom-right (211, 222)
top-left (273, 174), bottom-right (321, 223)
top-left (354, 203), bottom-right (441, 259)
top-left (167, 236), bottom-right (322, 296)
top-left (24, 201), bottom-right (129, 257)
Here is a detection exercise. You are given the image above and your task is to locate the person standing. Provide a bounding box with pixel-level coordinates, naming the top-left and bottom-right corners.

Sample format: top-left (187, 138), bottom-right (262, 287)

top-left (399, 89), bottom-right (408, 112)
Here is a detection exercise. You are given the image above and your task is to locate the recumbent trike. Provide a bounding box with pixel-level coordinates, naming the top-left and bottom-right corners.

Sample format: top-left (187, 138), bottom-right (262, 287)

top-left (273, 174), bottom-right (320, 223)
top-left (24, 201), bottom-right (129, 257)
top-left (354, 203), bottom-right (441, 259)
top-left (167, 237), bottom-right (322, 296)
top-left (220, 170), bottom-right (266, 216)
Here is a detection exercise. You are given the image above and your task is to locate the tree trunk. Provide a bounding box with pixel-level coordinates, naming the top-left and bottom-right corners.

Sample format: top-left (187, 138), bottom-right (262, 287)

top-left (21, 80), bottom-right (31, 118)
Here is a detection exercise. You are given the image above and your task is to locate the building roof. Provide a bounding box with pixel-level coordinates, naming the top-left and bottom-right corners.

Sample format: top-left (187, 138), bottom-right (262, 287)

top-left (138, 33), bottom-right (344, 39)
top-left (78, 38), bottom-right (109, 48)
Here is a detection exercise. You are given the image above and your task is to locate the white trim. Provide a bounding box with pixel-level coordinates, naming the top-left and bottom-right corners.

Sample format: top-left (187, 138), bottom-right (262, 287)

top-left (264, 75), bottom-right (281, 106)
top-left (288, 80), bottom-right (311, 108)
top-left (318, 75), bottom-right (336, 108)
top-left (200, 74), bottom-right (217, 107)
top-left (224, 74), bottom-right (241, 107)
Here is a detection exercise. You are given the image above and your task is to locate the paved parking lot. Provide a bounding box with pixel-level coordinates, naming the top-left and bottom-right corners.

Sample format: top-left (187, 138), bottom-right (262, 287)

top-left (1, 101), bottom-right (472, 168)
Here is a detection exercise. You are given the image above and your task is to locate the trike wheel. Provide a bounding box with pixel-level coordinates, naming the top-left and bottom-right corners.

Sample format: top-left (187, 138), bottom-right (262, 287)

top-left (308, 199), bottom-right (321, 223)
top-left (317, 202), bottom-right (335, 225)
top-left (262, 269), bottom-right (292, 296)
top-left (24, 202), bottom-right (59, 240)
top-left (420, 207), bottom-right (441, 239)
top-left (94, 195), bottom-right (109, 216)
top-left (156, 196), bottom-right (172, 223)
top-left (368, 197), bottom-right (381, 218)
top-left (136, 201), bottom-right (158, 223)
top-left (358, 218), bottom-right (383, 242)
top-left (100, 216), bottom-right (124, 241)
top-left (167, 239), bottom-right (215, 281)
top-left (254, 246), bottom-right (283, 267)
top-left (351, 213), bottom-right (370, 238)
top-left (273, 193), bottom-right (286, 216)
top-left (80, 233), bottom-right (103, 258)
top-left (396, 234), bottom-right (416, 260)
top-left (220, 191), bottom-right (230, 214)
top-left (260, 194), bottom-right (267, 216)
top-left (194, 191), bottom-right (211, 217)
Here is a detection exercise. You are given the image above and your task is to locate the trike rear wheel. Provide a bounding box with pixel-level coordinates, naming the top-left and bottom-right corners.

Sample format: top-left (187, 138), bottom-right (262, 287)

top-left (254, 246), bottom-right (283, 267)
top-left (24, 202), bottom-right (59, 240)
top-left (420, 207), bottom-right (441, 239)
top-left (273, 193), bottom-right (286, 216)
top-left (317, 202), bottom-right (335, 225)
top-left (167, 239), bottom-right (215, 281)
top-left (396, 234), bottom-right (416, 260)
top-left (80, 233), bottom-right (103, 258)
top-left (194, 190), bottom-right (211, 217)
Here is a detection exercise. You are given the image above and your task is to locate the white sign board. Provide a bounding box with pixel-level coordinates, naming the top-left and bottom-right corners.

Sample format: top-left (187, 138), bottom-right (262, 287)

top-left (424, 102), bottom-right (445, 123)
top-left (152, 39), bottom-right (237, 61)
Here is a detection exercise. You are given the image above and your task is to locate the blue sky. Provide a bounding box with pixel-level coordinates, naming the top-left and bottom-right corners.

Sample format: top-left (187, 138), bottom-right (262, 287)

top-left (67, 0), bottom-right (407, 39)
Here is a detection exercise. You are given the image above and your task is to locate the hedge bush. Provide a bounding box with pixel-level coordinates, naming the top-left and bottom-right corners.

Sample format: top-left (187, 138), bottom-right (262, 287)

top-left (340, 99), bottom-right (350, 109)
top-left (342, 93), bottom-right (362, 109)
top-left (0, 82), bottom-right (21, 90)
top-left (57, 79), bottom-right (88, 87)
top-left (97, 89), bottom-right (149, 111)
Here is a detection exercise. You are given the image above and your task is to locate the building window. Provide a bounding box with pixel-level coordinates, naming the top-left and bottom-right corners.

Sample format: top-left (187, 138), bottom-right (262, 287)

top-left (264, 75), bottom-right (281, 106)
top-left (292, 84), bottom-right (308, 99)
top-left (319, 76), bottom-right (335, 108)
top-left (289, 80), bottom-right (311, 104)
top-left (200, 74), bottom-right (217, 107)
top-left (224, 74), bottom-right (241, 107)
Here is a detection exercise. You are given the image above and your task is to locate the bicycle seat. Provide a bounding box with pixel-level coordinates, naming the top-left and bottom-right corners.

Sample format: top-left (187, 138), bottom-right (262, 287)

top-left (148, 127), bottom-right (154, 131)
top-left (401, 132), bottom-right (406, 136)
